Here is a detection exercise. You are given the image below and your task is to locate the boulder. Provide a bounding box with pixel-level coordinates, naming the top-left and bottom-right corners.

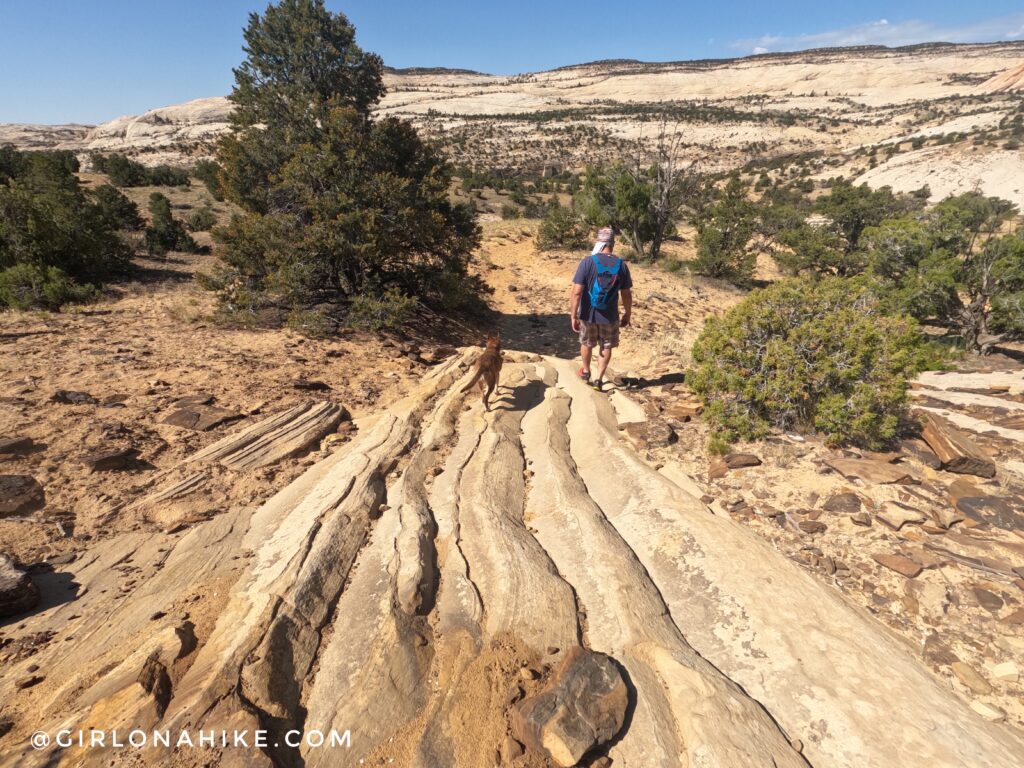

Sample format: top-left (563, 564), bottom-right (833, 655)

top-left (919, 412), bottom-right (995, 478)
top-left (0, 475), bottom-right (44, 516)
top-left (513, 647), bottom-right (628, 767)
top-left (0, 552), bottom-right (40, 617)
top-left (664, 399), bottom-right (703, 422)
top-left (293, 378), bottom-right (331, 391)
top-left (972, 587), bottom-right (1004, 613)
top-left (622, 420), bottom-right (676, 450)
top-left (851, 512), bottom-right (873, 526)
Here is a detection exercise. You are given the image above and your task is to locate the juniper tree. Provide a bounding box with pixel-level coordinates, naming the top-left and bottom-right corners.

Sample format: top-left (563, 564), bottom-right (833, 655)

top-left (211, 0), bottom-right (480, 321)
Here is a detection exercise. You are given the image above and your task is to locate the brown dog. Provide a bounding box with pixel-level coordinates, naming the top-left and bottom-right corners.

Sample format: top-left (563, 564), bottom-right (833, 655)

top-left (461, 333), bottom-right (502, 411)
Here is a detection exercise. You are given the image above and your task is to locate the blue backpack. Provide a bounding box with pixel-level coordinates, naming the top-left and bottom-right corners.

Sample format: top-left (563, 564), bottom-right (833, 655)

top-left (588, 254), bottom-right (623, 311)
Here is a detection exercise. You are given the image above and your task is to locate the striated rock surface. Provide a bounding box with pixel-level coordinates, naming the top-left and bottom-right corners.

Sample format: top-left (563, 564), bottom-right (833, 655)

top-left (1, 353), bottom-right (1023, 768)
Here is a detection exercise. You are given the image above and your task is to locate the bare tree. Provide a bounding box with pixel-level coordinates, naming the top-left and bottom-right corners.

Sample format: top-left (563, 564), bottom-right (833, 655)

top-left (627, 118), bottom-right (701, 261)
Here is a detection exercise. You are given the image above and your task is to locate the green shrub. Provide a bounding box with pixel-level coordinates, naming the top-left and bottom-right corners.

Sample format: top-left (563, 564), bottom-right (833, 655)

top-left (691, 177), bottom-right (756, 285)
top-left (536, 203), bottom-right (587, 251)
top-left (347, 287), bottom-right (417, 331)
top-left (689, 277), bottom-right (941, 449)
top-left (92, 153), bottom-right (189, 187)
top-left (193, 159), bottom-right (225, 200)
top-left (145, 192), bottom-right (199, 256)
top-left (210, 0), bottom-right (480, 329)
top-left (92, 184), bottom-right (143, 231)
top-left (0, 146), bottom-right (131, 306)
top-left (0, 263), bottom-right (95, 310)
top-left (500, 203), bottom-right (522, 220)
top-left (187, 205), bottom-right (217, 232)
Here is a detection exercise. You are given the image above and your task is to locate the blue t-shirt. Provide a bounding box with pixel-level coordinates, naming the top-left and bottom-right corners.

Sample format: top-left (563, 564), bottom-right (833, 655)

top-left (573, 253), bottom-right (632, 325)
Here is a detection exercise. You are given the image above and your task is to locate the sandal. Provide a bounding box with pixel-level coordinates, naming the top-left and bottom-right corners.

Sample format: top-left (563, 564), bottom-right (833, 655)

top-left (578, 367), bottom-right (591, 383)
top-left (591, 379), bottom-right (603, 392)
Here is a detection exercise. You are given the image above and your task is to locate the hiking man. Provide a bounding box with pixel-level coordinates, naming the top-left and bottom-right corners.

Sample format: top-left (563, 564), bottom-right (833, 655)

top-left (570, 226), bottom-right (632, 391)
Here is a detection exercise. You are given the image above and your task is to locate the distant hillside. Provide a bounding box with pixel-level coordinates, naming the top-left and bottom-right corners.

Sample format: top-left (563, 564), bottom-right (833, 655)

top-left (2, 40), bottom-right (1022, 206)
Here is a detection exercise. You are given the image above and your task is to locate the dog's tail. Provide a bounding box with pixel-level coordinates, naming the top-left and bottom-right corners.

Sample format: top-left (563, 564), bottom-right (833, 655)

top-left (460, 365), bottom-right (482, 393)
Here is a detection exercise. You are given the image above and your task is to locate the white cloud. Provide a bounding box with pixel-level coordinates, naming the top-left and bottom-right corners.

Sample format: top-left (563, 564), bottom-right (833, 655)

top-left (733, 13), bottom-right (1024, 54)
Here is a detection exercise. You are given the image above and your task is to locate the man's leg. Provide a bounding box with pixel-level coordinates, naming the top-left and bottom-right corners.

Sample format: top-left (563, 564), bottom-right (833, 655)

top-left (580, 344), bottom-right (593, 374)
top-left (595, 346), bottom-right (612, 382)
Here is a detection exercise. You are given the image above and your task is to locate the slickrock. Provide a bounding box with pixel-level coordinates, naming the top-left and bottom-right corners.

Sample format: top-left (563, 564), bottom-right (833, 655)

top-left (919, 411), bottom-right (996, 478)
top-left (4, 353), bottom-right (1024, 768)
top-left (187, 400), bottom-right (345, 469)
top-left (0, 552), bottom-right (40, 617)
top-left (513, 647), bottom-right (627, 767)
top-left (0, 475), bottom-right (44, 515)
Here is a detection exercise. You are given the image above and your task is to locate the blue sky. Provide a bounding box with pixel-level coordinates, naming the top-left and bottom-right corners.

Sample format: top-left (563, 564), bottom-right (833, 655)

top-left (2, 1), bottom-right (1023, 124)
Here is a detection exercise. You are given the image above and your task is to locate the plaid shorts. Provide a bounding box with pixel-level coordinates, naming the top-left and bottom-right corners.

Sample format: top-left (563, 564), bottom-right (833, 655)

top-left (578, 320), bottom-right (620, 349)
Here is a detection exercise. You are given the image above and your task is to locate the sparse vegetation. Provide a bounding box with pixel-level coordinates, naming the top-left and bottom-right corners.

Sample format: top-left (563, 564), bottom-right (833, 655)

top-left (0, 145), bottom-right (133, 309)
top-left (192, 159), bottom-right (225, 200)
top-left (691, 176), bottom-right (757, 285)
top-left (187, 205), bottom-right (217, 232)
top-left (145, 192), bottom-right (199, 257)
top-left (536, 202), bottom-right (588, 251)
top-left (91, 152), bottom-right (190, 188)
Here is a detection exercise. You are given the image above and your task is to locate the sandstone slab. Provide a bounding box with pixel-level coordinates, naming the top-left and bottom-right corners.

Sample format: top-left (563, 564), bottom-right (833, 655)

top-left (162, 405), bottom-right (243, 431)
top-left (919, 412), bottom-right (996, 478)
top-left (877, 501), bottom-right (927, 531)
top-left (873, 553), bottom-right (924, 578)
top-left (826, 458), bottom-right (917, 484)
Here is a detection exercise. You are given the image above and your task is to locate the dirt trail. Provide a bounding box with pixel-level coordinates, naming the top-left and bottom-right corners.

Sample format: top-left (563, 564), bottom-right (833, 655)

top-left (2, 348), bottom-right (1023, 767)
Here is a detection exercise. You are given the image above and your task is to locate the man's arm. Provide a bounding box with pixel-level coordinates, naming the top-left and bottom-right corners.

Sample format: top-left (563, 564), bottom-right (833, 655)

top-left (620, 289), bottom-right (632, 327)
top-left (570, 284), bottom-right (583, 331)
